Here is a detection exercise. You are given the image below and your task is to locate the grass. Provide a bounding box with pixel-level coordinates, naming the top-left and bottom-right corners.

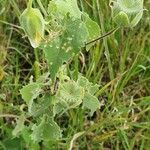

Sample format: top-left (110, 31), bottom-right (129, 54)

top-left (0, 0), bottom-right (150, 149)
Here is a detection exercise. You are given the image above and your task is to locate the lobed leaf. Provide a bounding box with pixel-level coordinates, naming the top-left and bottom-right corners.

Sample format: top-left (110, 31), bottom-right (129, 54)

top-left (77, 75), bottom-right (100, 116)
top-left (44, 18), bottom-right (88, 80)
top-left (53, 79), bottom-right (85, 115)
top-left (83, 93), bottom-right (100, 116)
top-left (12, 115), bottom-right (25, 137)
top-left (20, 83), bottom-right (42, 112)
top-left (31, 115), bottom-right (62, 142)
top-left (77, 75), bottom-right (99, 95)
top-left (20, 73), bottom-right (50, 113)
top-left (48, 0), bottom-right (81, 19)
top-left (82, 13), bottom-right (101, 50)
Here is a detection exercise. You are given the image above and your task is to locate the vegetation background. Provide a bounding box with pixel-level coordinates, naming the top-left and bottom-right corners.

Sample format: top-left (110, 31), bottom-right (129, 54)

top-left (0, 0), bottom-right (150, 149)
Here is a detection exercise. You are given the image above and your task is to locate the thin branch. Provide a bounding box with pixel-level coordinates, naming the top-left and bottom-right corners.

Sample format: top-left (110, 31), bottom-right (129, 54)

top-left (0, 20), bottom-right (22, 29)
top-left (85, 27), bottom-right (119, 45)
top-left (0, 114), bottom-right (31, 123)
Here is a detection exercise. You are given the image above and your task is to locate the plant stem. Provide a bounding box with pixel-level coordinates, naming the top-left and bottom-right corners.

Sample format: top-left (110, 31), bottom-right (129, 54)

top-left (34, 48), bottom-right (39, 62)
top-left (74, 54), bottom-right (79, 80)
top-left (28, 0), bottom-right (33, 9)
top-left (34, 48), bottom-right (40, 80)
top-left (37, 0), bottom-right (48, 16)
top-left (96, 0), bottom-right (115, 80)
top-left (0, 114), bottom-right (31, 123)
top-left (86, 28), bottom-right (119, 45)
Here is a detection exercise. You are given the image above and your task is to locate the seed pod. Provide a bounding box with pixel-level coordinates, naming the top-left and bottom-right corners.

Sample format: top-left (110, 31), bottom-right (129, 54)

top-left (110, 0), bottom-right (144, 28)
top-left (113, 11), bottom-right (130, 27)
top-left (20, 0), bottom-right (45, 48)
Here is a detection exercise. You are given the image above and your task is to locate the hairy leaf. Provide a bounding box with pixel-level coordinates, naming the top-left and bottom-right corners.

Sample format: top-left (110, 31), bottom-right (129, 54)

top-left (110, 0), bottom-right (144, 27)
top-left (20, 73), bottom-right (49, 113)
top-left (53, 79), bottom-right (85, 115)
top-left (44, 18), bottom-right (88, 79)
top-left (12, 115), bottom-right (25, 136)
top-left (22, 128), bottom-right (40, 149)
top-left (77, 75), bottom-right (99, 95)
top-left (83, 93), bottom-right (100, 116)
top-left (30, 94), bottom-right (52, 117)
top-left (82, 13), bottom-right (101, 50)
top-left (31, 115), bottom-right (62, 142)
top-left (48, 0), bottom-right (81, 19)
top-left (20, 83), bottom-right (42, 111)
top-left (77, 75), bottom-right (100, 115)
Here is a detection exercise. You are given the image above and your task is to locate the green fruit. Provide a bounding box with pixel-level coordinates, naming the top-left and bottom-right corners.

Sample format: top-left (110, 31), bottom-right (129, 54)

top-left (113, 11), bottom-right (130, 27)
top-left (20, 0), bottom-right (45, 48)
top-left (110, 0), bottom-right (144, 28)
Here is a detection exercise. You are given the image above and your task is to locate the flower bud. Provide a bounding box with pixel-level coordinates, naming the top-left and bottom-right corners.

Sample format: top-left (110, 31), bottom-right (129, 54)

top-left (110, 0), bottom-right (144, 28)
top-left (20, 0), bottom-right (45, 48)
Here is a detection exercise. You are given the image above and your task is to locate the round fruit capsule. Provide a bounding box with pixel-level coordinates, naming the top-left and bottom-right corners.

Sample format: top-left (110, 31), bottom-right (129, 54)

top-left (20, 0), bottom-right (45, 48)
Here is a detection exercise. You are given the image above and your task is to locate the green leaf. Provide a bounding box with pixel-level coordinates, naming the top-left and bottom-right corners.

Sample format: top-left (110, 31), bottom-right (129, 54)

top-left (83, 93), bottom-right (100, 116)
top-left (53, 75), bottom-right (100, 116)
top-left (82, 13), bottom-right (101, 50)
top-left (20, 83), bottom-right (42, 111)
top-left (30, 94), bottom-right (52, 117)
top-left (53, 79), bottom-right (85, 115)
top-left (20, 73), bottom-right (49, 113)
top-left (48, 0), bottom-right (81, 19)
top-left (21, 127), bottom-right (40, 150)
top-left (77, 75), bottom-right (99, 95)
top-left (117, 129), bottom-right (130, 150)
top-left (53, 101), bottom-right (66, 116)
top-left (64, 19), bottom-right (88, 53)
top-left (130, 10), bottom-right (143, 28)
top-left (12, 115), bottom-right (25, 137)
top-left (2, 138), bottom-right (23, 150)
top-left (44, 37), bottom-right (72, 80)
top-left (77, 75), bottom-right (100, 116)
top-left (36, 72), bottom-right (50, 83)
top-left (117, 0), bottom-right (143, 13)
top-left (56, 80), bottom-right (85, 108)
top-left (44, 18), bottom-right (88, 79)
top-left (31, 115), bottom-right (62, 142)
